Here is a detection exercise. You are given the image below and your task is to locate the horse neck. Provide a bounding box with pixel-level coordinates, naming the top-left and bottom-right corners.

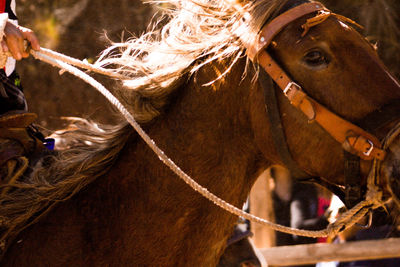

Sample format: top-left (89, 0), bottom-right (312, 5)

top-left (144, 57), bottom-right (263, 198)
top-left (104, 57), bottom-right (265, 264)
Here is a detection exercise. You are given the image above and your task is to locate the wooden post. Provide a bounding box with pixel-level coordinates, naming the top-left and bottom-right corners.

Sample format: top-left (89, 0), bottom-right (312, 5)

top-left (260, 238), bottom-right (400, 266)
top-left (249, 169), bottom-right (276, 248)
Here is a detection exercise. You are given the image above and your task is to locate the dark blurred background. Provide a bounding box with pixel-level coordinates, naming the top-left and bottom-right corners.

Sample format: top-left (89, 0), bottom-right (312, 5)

top-left (14, 0), bottom-right (400, 131)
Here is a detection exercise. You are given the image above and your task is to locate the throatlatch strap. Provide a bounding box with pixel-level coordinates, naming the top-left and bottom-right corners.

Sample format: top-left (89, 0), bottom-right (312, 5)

top-left (260, 68), bottom-right (349, 202)
top-left (260, 69), bottom-right (312, 180)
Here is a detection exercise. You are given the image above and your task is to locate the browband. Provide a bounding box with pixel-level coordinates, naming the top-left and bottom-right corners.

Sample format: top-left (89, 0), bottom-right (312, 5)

top-left (247, 2), bottom-right (326, 61)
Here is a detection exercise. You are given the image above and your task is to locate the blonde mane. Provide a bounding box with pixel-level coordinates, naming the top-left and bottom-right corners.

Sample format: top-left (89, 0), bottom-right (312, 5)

top-left (96, 0), bottom-right (290, 123)
top-left (0, 0), bottom-right (289, 253)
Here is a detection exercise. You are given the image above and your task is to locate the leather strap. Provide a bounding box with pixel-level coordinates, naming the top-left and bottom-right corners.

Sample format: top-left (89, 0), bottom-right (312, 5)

top-left (247, 2), bottom-right (326, 61)
top-left (0, 113), bottom-right (37, 128)
top-left (260, 69), bottom-right (314, 179)
top-left (257, 50), bottom-right (385, 161)
top-left (0, 113), bottom-right (45, 155)
top-left (343, 150), bottom-right (362, 207)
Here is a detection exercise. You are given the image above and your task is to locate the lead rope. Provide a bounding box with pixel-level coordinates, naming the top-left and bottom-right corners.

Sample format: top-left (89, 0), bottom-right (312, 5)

top-left (20, 48), bottom-right (385, 238)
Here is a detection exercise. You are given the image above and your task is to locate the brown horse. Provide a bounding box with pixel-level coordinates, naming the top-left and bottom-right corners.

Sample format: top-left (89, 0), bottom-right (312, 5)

top-left (1, 0), bottom-right (400, 265)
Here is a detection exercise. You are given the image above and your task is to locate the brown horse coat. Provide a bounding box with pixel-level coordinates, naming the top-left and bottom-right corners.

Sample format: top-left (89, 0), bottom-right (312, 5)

top-left (1, 0), bottom-right (400, 265)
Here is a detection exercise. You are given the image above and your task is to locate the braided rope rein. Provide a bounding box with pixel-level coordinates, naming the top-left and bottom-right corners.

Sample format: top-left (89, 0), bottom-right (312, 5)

top-left (24, 48), bottom-right (386, 238)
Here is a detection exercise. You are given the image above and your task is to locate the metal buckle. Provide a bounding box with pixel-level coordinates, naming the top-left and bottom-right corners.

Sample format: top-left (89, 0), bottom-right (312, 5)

top-left (356, 211), bottom-right (373, 229)
top-left (283, 82), bottom-right (301, 96)
top-left (363, 139), bottom-right (374, 156)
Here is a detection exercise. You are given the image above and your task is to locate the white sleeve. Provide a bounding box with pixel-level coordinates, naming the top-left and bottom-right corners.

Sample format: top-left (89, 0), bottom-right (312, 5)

top-left (0, 13), bottom-right (9, 69)
top-left (0, 13), bottom-right (9, 41)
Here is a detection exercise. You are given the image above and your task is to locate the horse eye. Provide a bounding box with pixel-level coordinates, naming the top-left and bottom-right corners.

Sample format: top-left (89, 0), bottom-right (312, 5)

top-left (303, 50), bottom-right (329, 67)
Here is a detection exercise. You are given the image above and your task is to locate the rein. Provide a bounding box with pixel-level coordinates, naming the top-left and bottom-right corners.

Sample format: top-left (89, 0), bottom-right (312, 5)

top-left (23, 48), bottom-right (388, 238)
top-left (2, 1), bottom-right (397, 239)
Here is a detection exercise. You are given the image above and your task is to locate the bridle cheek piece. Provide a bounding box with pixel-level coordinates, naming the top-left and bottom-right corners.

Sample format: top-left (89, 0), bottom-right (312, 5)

top-left (244, 2), bottom-right (395, 207)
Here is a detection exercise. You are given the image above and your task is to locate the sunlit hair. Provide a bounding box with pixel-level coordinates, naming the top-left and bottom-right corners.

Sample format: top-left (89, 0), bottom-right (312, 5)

top-left (96, 0), bottom-right (290, 123)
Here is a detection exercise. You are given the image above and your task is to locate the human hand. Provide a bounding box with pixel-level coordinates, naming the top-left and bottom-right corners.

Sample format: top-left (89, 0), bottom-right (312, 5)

top-left (2, 21), bottom-right (40, 60)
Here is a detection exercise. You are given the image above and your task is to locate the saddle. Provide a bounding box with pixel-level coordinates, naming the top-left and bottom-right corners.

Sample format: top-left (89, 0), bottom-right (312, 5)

top-left (0, 113), bottom-right (46, 195)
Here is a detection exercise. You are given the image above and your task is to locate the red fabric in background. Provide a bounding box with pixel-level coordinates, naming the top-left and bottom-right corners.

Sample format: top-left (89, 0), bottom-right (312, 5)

top-left (0, 0), bottom-right (5, 13)
top-left (317, 197), bottom-right (331, 243)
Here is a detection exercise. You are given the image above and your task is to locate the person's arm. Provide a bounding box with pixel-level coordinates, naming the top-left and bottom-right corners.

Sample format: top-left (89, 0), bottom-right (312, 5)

top-left (0, 13), bottom-right (40, 60)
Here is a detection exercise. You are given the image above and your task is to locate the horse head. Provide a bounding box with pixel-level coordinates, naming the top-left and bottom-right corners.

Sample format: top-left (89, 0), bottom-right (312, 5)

top-left (246, 0), bottom-right (400, 209)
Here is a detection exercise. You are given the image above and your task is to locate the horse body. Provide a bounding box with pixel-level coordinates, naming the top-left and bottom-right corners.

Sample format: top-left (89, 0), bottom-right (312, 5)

top-left (2, 0), bottom-right (400, 265)
top-left (3, 59), bottom-right (265, 266)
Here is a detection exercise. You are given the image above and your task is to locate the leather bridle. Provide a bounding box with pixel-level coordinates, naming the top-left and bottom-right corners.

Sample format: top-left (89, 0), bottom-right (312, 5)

top-left (245, 2), bottom-right (400, 207)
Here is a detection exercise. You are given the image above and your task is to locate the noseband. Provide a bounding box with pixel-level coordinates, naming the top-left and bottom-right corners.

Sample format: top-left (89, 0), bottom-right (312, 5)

top-left (245, 2), bottom-right (400, 207)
